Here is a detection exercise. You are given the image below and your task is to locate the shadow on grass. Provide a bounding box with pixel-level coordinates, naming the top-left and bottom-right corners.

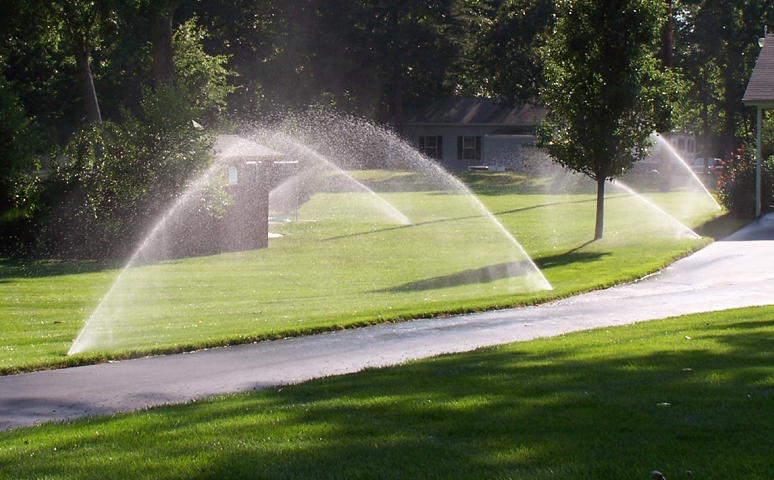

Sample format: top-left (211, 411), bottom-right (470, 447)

top-left (535, 243), bottom-right (608, 269)
top-left (0, 257), bottom-right (119, 281)
top-left (373, 261), bottom-right (539, 293)
top-left (360, 172), bottom-right (455, 193)
top-left (320, 195), bottom-right (615, 244)
top-left (7, 309), bottom-right (773, 479)
top-left (492, 195), bottom-right (607, 217)
top-left (196, 315), bottom-right (774, 479)
top-left (377, 244), bottom-right (607, 294)
top-left (358, 171), bottom-right (565, 195)
top-left (694, 213), bottom-right (752, 240)
top-left (457, 171), bottom-right (597, 196)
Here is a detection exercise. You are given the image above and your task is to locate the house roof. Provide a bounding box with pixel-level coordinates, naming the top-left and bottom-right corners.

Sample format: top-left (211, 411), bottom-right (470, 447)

top-left (213, 135), bottom-right (282, 162)
top-left (401, 98), bottom-right (546, 127)
top-left (743, 34), bottom-right (774, 108)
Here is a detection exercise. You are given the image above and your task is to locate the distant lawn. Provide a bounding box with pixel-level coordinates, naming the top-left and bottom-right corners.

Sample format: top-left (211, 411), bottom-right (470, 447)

top-left (0, 171), bottom-right (736, 374)
top-left (2, 305), bottom-right (773, 479)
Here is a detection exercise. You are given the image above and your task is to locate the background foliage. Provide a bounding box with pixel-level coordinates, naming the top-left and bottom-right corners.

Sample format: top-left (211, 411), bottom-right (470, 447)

top-left (717, 147), bottom-right (774, 217)
top-left (1, 0), bottom-right (774, 256)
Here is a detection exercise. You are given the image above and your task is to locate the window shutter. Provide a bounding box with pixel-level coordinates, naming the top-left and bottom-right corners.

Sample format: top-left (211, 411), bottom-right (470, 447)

top-left (457, 136), bottom-right (463, 159)
top-left (475, 136), bottom-right (482, 160)
top-left (437, 136), bottom-right (443, 159)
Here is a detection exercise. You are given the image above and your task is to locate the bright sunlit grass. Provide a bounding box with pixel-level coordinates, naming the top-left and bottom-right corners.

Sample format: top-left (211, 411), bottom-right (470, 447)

top-left (2, 305), bottom-right (772, 479)
top-left (0, 172), bottom-right (733, 373)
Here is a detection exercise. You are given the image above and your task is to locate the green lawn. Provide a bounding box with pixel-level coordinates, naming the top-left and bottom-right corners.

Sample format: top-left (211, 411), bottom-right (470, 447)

top-left (0, 171), bottom-right (738, 373)
top-left (2, 305), bottom-right (772, 479)
top-left (1, 171), bottom-right (766, 480)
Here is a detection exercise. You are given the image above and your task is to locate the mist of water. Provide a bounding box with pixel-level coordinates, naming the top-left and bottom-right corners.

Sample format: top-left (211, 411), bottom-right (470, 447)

top-left (610, 180), bottom-right (701, 239)
top-left (258, 129), bottom-right (413, 225)
top-left (650, 133), bottom-right (722, 211)
top-left (522, 144), bottom-right (710, 244)
top-left (69, 162), bottom-right (224, 355)
top-left (69, 110), bottom-right (551, 355)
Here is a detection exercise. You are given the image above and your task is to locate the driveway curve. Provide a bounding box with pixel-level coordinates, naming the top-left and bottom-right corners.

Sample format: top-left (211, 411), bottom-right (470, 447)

top-left (2, 214), bottom-right (774, 432)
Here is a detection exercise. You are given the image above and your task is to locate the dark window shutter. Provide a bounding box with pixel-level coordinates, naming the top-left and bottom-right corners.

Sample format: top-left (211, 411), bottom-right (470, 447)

top-left (475, 136), bottom-right (481, 160)
top-left (457, 136), bottom-right (463, 159)
top-left (437, 136), bottom-right (443, 159)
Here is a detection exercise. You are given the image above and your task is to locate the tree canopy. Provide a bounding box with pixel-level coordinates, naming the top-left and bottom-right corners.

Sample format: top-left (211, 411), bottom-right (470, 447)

top-left (1, 0), bottom-right (773, 255)
top-left (1, 0), bottom-right (770, 153)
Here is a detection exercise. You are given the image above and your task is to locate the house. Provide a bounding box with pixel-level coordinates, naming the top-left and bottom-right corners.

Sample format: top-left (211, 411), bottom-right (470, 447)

top-left (662, 133), bottom-right (699, 161)
top-left (636, 132), bottom-right (700, 173)
top-left (399, 97), bottom-right (547, 171)
top-left (742, 31), bottom-right (774, 216)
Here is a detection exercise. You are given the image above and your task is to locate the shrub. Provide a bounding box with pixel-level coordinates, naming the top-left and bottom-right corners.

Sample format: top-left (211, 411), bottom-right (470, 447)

top-left (717, 147), bottom-right (774, 217)
top-left (0, 73), bottom-right (40, 213)
top-left (30, 99), bottom-right (218, 259)
top-left (18, 19), bottom-right (235, 259)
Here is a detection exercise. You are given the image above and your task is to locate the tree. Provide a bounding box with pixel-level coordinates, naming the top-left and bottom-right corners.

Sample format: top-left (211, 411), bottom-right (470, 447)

top-left (178, 0), bottom-right (280, 118)
top-left (362, 0), bottom-right (467, 129)
top-left (149, 0), bottom-right (178, 87)
top-left (0, 72), bottom-right (38, 213)
top-left (41, 0), bottom-right (117, 124)
top-left (676, 1), bottom-right (774, 157)
top-left (27, 18), bottom-right (233, 258)
top-left (1, 3), bottom-right (82, 142)
top-left (253, 0), bottom-right (467, 126)
top-left (536, 0), bottom-right (677, 240)
top-left (671, 3), bottom-right (723, 159)
top-left (473, 0), bottom-right (555, 103)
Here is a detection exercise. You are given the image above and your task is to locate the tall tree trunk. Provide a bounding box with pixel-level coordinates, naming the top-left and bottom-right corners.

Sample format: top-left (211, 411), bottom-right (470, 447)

top-left (721, 81), bottom-right (738, 158)
top-left (661, 0), bottom-right (674, 69)
top-left (392, 71), bottom-right (404, 135)
top-left (594, 175), bottom-right (605, 240)
top-left (389, 3), bottom-right (404, 136)
top-left (720, 49), bottom-right (742, 157)
top-left (701, 87), bottom-right (711, 157)
top-left (151, 3), bottom-right (177, 87)
top-left (74, 36), bottom-right (102, 123)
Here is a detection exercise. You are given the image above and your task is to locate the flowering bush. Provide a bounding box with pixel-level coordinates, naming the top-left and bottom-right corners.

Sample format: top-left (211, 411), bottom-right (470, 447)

top-left (717, 147), bottom-right (774, 217)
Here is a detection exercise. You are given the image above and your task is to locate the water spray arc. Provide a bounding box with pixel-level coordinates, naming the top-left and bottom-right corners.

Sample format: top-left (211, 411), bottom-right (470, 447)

top-left (260, 130), bottom-right (413, 226)
top-left (69, 113), bottom-right (551, 355)
top-left (611, 180), bottom-right (701, 239)
top-left (651, 133), bottom-right (722, 211)
top-left (69, 162), bottom-right (224, 355)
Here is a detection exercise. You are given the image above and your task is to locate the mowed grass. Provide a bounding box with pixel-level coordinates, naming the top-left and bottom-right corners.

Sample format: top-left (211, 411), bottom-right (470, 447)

top-left (0, 171), bottom-right (737, 373)
top-left (2, 305), bottom-right (773, 479)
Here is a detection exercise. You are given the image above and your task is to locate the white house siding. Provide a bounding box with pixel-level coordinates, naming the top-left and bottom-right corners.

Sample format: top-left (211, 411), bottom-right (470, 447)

top-left (405, 125), bottom-right (536, 171)
top-left (483, 134), bottom-right (536, 171)
top-left (398, 98), bottom-right (547, 172)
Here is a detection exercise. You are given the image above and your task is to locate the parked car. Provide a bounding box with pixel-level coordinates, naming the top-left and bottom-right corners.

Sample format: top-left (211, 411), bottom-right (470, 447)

top-left (690, 157), bottom-right (723, 176)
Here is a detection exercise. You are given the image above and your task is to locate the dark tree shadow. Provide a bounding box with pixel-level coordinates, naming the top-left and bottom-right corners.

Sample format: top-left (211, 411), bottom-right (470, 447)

top-left (373, 261), bottom-right (537, 293)
top-left (0, 257), bottom-right (119, 281)
top-left (693, 213), bottom-right (752, 240)
top-left (718, 213), bottom-right (774, 241)
top-left (535, 242), bottom-right (607, 269)
top-left (320, 195), bottom-right (617, 244)
top-left (7, 310), bottom-right (774, 479)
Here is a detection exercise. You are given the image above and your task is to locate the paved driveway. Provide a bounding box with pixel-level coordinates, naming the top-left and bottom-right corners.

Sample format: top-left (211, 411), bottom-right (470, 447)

top-left (2, 214), bottom-right (774, 432)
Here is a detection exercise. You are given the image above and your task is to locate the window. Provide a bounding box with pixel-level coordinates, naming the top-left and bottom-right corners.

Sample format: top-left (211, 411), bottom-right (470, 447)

top-left (228, 167), bottom-right (239, 185)
top-left (418, 136), bottom-right (443, 159)
top-left (457, 136), bottom-right (481, 161)
top-left (676, 137), bottom-right (695, 155)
